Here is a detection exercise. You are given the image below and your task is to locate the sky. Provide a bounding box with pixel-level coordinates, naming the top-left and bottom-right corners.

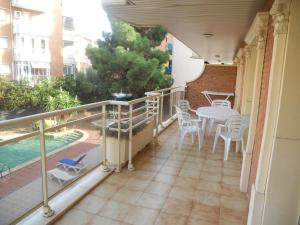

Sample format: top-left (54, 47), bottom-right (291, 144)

top-left (68, 0), bottom-right (112, 41)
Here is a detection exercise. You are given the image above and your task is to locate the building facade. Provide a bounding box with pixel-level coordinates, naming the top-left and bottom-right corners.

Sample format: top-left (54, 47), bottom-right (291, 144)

top-left (0, 0), bottom-right (94, 82)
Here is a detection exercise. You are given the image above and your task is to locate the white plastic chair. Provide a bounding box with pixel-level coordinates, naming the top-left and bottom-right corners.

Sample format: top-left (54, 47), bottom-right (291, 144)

top-left (176, 106), bottom-right (206, 151)
top-left (177, 100), bottom-right (196, 113)
top-left (211, 99), bottom-right (231, 108)
top-left (212, 115), bottom-right (247, 160)
top-left (208, 99), bottom-right (232, 135)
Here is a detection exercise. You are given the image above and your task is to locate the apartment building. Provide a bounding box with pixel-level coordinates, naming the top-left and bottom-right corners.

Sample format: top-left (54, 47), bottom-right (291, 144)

top-left (62, 0), bottom-right (93, 75)
top-left (0, 0), bottom-right (94, 82)
top-left (0, 0), bottom-right (63, 82)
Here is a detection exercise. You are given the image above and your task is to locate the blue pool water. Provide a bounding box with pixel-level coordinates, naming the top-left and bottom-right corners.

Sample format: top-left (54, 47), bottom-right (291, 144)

top-left (0, 131), bottom-right (83, 169)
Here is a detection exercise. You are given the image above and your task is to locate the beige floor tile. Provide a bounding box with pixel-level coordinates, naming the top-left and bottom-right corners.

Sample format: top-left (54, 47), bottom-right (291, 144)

top-left (222, 168), bottom-right (241, 177)
top-left (106, 174), bottom-right (130, 185)
top-left (55, 208), bottom-right (93, 225)
top-left (100, 200), bottom-right (132, 221)
top-left (220, 196), bottom-right (248, 212)
top-left (75, 195), bottom-right (107, 214)
top-left (164, 160), bottom-right (183, 168)
top-left (153, 173), bottom-right (176, 185)
top-left (145, 181), bottom-right (172, 196)
top-left (190, 202), bottom-right (220, 224)
top-left (196, 180), bottom-right (221, 193)
top-left (124, 177), bottom-right (151, 191)
top-left (174, 176), bottom-right (198, 189)
top-left (219, 207), bottom-right (248, 225)
top-left (162, 198), bottom-right (193, 217)
top-left (181, 161), bottom-right (203, 170)
top-left (204, 160), bottom-right (223, 168)
top-left (160, 165), bottom-right (181, 176)
top-left (220, 185), bottom-right (247, 200)
top-left (200, 171), bottom-right (222, 183)
top-left (91, 183), bottom-right (122, 200)
top-left (154, 212), bottom-right (188, 225)
top-left (202, 165), bottom-right (223, 174)
top-left (195, 190), bottom-right (220, 207)
top-left (124, 206), bottom-right (159, 225)
top-left (112, 187), bottom-right (143, 204)
top-left (129, 171), bottom-right (156, 180)
top-left (222, 176), bottom-right (240, 186)
top-left (88, 215), bottom-right (123, 225)
top-left (168, 186), bottom-right (195, 202)
top-left (136, 193), bottom-right (167, 209)
top-left (179, 168), bottom-right (200, 179)
top-left (186, 218), bottom-right (218, 225)
top-left (223, 161), bottom-right (242, 170)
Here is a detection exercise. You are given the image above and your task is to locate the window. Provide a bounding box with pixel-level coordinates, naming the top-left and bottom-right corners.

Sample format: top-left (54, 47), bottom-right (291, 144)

top-left (63, 17), bottom-right (74, 31)
top-left (0, 64), bottom-right (10, 75)
top-left (0, 37), bottom-right (8, 48)
top-left (64, 65), bottom-right (74, 75)
top-left (14, 10), bottom-right (22, 19)
top-left (0, 8), bottom-right (6, 21)
top-left (31, 38), bottom-right (35, 48)
top-left (63, 40), bottom-right (74, 47)
top-left (41, 39), bottom-right (45, 49)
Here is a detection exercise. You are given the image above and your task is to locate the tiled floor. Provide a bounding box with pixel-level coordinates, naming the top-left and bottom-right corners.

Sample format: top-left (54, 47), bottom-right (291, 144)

top-left (55, 123), bottom-right (248, 225)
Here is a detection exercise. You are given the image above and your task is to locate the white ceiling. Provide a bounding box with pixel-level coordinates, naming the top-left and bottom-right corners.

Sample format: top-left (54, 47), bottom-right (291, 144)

top-left (103, 0), bottom-right (265, 64)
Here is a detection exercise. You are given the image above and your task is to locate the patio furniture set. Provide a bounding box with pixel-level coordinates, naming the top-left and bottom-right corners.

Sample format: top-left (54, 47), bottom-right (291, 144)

top-left (176, 91), bottom-right (249, 160)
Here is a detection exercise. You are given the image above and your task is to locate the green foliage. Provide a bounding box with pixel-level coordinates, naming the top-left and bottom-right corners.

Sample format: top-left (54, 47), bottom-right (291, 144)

top-left (87, 19), bottom-right (173, 98)
top-left (0, 77), bottom-right (80, 112)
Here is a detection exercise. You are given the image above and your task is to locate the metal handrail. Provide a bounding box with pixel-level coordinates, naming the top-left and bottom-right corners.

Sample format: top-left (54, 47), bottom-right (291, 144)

top-left (0, 87), bottom-right (183, 222)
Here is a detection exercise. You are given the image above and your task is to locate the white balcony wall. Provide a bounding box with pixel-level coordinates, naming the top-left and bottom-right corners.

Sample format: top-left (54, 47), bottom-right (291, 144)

top-left (63, 46), bottom-right (76, 64)
top-left (171, 37), bottom-right (204, 86)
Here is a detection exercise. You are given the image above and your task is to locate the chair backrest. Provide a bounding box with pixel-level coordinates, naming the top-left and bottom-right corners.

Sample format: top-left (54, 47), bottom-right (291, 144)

top-left (175, 106), bottom-right (193, 129)
top-left (75, 154), bottom-right (87, 165)
top-left (225, 115), bottom-right (246, 140)
top-left (177, 100), bottom-right (191, 113)
top-left (211, 99), bottom-right (231, 108)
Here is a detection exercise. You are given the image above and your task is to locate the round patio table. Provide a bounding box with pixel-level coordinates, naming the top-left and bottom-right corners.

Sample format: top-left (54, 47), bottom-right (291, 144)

top-left (196, 106), bottom-right (239, 121)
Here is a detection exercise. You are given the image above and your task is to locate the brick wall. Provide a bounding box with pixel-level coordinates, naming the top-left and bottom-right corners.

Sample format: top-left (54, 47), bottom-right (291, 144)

top-left (247, 0), bottom-right (274, 194)
top-left (186, 65), bottom-right (237, 108)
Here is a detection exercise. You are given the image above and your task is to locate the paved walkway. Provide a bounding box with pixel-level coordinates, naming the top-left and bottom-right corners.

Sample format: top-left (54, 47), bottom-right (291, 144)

top-left (55, 123), bottom-right (248, 225)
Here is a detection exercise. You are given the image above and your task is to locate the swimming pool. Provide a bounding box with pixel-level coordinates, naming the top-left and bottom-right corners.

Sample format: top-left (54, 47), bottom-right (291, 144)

top-left (0, 131), bottom-right (83, 170)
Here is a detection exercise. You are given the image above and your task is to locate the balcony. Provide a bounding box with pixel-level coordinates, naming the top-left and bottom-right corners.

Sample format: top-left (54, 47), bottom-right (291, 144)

top-left (11, 0), bottom-right (47, 12)
top-left (13, 19), bottom-right (51, 36)
top-left (0, 87), bottom-right (248, 225)
top-left (13, 48), bottom-right (51, 62)
top-left (63, 46), bottom-right (76, 64)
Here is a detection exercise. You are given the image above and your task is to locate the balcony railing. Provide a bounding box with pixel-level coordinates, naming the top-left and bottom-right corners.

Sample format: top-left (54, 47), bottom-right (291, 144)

top-left (13, 19), bottom-right (51, 36)
top-left (0, 86), bottom-right (185, 224)
top-left (13, 48), bottom-right (51, 62)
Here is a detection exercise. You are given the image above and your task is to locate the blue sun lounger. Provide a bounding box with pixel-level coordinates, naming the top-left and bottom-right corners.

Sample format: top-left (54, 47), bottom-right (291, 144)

top-left (57, 154), bottom-right (87, 174)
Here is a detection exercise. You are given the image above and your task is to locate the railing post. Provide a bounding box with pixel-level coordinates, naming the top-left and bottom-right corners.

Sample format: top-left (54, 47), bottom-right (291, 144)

top-left (39, 119), bottom-right (54, 217)
top-left (100, 104), bottom-right (110, 172)
top-left (169, 91), bottom-right (173, 118)
top-left (128, 104), bottom-right (134, 171)
top-left (160, 92), bottom-right (164, 125)
top-left (115, 105), bottom-right (121, 173)
top-left (155, 96), bottom-right (159, 144)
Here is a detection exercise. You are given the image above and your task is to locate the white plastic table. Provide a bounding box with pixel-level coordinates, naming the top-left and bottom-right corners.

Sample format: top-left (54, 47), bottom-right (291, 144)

top-left (201, 91), bottom-right (234, 105)
top-left (196, 106), bottom-right (239, 121)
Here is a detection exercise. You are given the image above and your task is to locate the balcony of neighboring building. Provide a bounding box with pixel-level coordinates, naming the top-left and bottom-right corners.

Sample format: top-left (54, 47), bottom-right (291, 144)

top-left (13, 48), bottom-right (51, 62)
top-left (11, 0), bottom-right (48, 13)
top-left (12, 19), bottom-right (50, 36)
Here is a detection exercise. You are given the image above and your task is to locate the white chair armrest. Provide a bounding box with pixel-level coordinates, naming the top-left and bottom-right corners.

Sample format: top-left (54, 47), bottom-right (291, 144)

top-left (215, 124), bottom-right (225, 135)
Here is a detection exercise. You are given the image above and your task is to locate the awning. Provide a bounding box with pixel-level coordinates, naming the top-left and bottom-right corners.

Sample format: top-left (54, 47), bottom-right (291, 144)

top-left (0, 65), bottom-right (11, 74)
top-left (31, 62), bottom-right (50, 69)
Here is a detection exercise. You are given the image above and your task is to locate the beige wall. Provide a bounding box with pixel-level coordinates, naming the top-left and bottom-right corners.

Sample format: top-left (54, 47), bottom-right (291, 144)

top-left (262, 0), bottom-right (300, 223)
